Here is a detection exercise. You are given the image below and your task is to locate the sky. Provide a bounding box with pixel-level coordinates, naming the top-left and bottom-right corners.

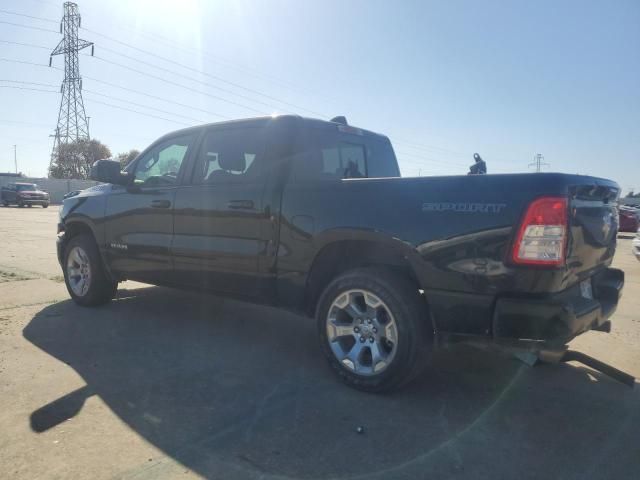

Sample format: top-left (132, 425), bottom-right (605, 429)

top-left (0, 0), bottom-right (638, 192)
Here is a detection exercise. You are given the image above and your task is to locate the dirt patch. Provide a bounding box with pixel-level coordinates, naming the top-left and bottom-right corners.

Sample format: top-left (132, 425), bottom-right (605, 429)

top-left (0, 269), bottom-right (34, 283)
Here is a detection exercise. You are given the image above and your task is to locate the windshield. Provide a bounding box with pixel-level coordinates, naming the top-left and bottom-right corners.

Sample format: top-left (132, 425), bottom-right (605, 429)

top-left (16, 184), bottom-right (37, 191)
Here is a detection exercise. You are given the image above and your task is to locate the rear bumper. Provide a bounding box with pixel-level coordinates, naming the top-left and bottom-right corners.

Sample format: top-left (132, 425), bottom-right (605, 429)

top-left (492, 267), bottom-right (624, 347)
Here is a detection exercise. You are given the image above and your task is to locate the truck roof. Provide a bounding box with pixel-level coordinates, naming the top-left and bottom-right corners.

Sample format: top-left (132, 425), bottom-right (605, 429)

top-left (156, 115), bottom-right (387, 143)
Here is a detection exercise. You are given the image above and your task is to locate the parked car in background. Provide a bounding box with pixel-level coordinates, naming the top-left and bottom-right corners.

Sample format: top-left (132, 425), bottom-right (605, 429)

top-left (1, 182), bottom-right (50, 208)
top-left (619, 206), bottom-right (640, 232)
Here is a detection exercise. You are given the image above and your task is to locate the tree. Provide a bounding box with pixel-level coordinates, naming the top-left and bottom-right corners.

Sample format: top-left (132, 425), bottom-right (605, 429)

top-left (49, 139), bottom-right (111, 179)
top-left (115, 149), bottom-right (140, 168)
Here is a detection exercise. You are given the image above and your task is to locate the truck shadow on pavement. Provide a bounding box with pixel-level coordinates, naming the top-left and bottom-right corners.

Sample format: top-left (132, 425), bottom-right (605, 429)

top-left (23, 285), bottom-right (640, 480)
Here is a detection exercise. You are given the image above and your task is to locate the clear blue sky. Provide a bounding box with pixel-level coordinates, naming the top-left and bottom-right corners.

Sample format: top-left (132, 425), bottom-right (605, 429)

top-left (1, 0), bottom-right (638, 191)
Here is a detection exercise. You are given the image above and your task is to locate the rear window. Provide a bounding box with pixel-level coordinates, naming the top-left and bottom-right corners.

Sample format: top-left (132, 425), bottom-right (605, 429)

top-left (290, 128), bottom-right (399, 181)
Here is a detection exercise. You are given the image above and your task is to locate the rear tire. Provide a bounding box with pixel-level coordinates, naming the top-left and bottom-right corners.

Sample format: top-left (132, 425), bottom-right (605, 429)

top-left (42, 204), bottom-right (49, 208)
top-left (27, 204), bottom-right (32, 208)
top-left (316, 267), bottom-right (433, 392)
top-left (18, 202), bottom-right (24, 208)
top-left (63, 233), bottom-right (117, 307)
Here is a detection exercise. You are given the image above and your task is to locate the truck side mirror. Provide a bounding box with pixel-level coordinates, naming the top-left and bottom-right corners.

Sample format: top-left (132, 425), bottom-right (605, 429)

top-left (90, 159), bottom-right (129, 185)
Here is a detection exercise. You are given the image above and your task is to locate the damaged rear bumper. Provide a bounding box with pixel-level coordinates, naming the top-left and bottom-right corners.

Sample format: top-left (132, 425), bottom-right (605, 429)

top-left (492, 267), bottom-right (624, 347)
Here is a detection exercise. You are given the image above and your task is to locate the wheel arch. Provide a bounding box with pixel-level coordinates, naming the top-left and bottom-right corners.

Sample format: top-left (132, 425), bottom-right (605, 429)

top-left (61, 218), bottom-right (116, 282)
top-left (304, 231), bottom-right (425, 316)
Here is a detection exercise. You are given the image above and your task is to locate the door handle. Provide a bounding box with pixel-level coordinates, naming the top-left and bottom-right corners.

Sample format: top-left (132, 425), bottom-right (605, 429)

top-left (151, 199), bottom-right (171, 209)
top-left (227, 200), bottom-right (254, 210)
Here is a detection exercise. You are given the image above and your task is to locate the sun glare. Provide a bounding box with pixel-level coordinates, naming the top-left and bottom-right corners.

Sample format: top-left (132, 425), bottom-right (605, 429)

top-left (130, 0), bottom-right (202, 36)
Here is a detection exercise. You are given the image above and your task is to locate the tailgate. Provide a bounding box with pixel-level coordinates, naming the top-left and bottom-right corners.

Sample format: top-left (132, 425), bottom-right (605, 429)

top-left (567, 183), bottom-right (619, 279)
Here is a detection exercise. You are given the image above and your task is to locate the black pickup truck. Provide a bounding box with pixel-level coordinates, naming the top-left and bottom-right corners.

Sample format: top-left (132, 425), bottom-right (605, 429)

top-left (57, 115), bottom-right (624, 391)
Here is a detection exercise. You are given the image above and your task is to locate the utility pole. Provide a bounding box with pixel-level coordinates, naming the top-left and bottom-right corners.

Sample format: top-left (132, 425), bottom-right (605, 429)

top-left (528, 153), bottom-right (549, 173)
top-left (13, 144), bottom-right (17, 174)
top-left (48, 2), bottom-right (94, 177)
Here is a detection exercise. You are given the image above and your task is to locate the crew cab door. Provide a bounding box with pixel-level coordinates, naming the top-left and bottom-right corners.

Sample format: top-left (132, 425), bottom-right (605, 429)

top-left (104, 132), bottom-right (198, 282)
top-left (172, 124), bottom-right (275, 299)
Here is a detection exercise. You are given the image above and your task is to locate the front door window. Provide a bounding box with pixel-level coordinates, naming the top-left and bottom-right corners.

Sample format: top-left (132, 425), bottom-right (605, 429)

top-left (133, 135), bottom-right (195, 187)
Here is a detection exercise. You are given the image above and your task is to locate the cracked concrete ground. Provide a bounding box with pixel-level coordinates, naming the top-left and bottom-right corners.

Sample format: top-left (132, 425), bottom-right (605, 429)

top-left (1, 205), bottom-right (639, 479)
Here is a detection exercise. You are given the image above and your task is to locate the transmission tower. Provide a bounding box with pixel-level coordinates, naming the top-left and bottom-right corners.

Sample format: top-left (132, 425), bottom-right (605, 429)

top-left (528, 153), bottom-right (549, 173)
top-left (48, 1), bottom-right (94, 175)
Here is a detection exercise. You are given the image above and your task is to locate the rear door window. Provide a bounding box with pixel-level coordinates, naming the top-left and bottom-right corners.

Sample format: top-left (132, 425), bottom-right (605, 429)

top-left (192, 126), bottom-right (267, 184)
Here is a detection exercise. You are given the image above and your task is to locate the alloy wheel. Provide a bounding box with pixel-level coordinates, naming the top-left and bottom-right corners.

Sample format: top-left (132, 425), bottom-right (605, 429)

top-left (66, 246), bottom-right (92, 297)
top-left (326, 289), bottom-right (398, 375)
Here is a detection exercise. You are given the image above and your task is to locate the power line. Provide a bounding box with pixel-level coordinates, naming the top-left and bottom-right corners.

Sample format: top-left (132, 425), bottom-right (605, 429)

top-left (0, 58), bottom-right (232, 121)
top-left (0, 14), bottom-right (518, 168)
top-left (0, 79), bottom-right (58, 88)
top-left (1, 4), bottom-right (338, 106)
top-left (81, 27), bottom-right (329, 118)
top-left (2, 16), bottom-right (328, 118)
top-left (0, 39), bottom-right (51, 50)
top-left (83, 89), bottom-right (209, 124)
top-left (0, 19), bottom-right (58, 33)
top-left (82, 75), bottom-right (232, 120)
top-left (106, 20), bottom-right (340, 107)
top-left (0, 84), bottom-right (198, 129)
top-left (94, 44), bottom-right (317, 116)
top-left (0, 77), bottom-right (205, 128)
top-left (85, 98), bottom-right (194, 127)
top-left (0, 57), bottom-right (53, 68)
top-left (1, 35), bottom-right (489, 166)
top-left (89, 54), bottom-right (267, 115)
top-left (0, 84), bottom-right (58, 93)
top-left (0, 8), bottom-right (59, 24)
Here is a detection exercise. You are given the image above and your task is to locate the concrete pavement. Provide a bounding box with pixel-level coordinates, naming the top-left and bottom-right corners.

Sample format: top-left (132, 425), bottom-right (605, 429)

top-left (1, 205), bottom-right (639, 479)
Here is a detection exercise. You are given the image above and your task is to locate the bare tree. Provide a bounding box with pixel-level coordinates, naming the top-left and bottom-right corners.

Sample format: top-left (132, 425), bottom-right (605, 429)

top-left (115, 149), bottom-right (141, 168)
top-left (50, 139), bottom-right (111, 179)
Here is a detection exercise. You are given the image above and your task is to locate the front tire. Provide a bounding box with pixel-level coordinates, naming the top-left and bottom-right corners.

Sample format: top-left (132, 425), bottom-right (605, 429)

top-left (42, 204), bottom-right (49, 208)
top-left (316, 268), bottom-right (433, 392)
top-left (63, 233), bottom-right (117, 306)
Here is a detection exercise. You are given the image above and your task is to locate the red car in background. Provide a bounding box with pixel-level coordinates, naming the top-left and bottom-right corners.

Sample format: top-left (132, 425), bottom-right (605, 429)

top-left (619, 206), bottom-right (640, 232)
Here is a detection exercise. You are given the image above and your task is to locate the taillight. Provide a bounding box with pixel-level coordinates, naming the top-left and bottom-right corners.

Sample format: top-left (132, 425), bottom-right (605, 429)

top-left (511, 196), bottom-right (568, 266)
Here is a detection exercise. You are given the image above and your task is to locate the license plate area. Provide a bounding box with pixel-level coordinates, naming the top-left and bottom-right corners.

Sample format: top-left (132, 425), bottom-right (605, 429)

top-left (580, 279), bottom-right (594, 299)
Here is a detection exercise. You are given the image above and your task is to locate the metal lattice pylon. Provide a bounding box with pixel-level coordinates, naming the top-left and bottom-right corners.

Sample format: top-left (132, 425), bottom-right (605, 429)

top-left (49, 1), bottom-right (94, 176)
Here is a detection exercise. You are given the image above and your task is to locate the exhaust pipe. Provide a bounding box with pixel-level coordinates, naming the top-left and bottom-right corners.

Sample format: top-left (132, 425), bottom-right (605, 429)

top-left (560, 350), bottom-right (635, 388)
